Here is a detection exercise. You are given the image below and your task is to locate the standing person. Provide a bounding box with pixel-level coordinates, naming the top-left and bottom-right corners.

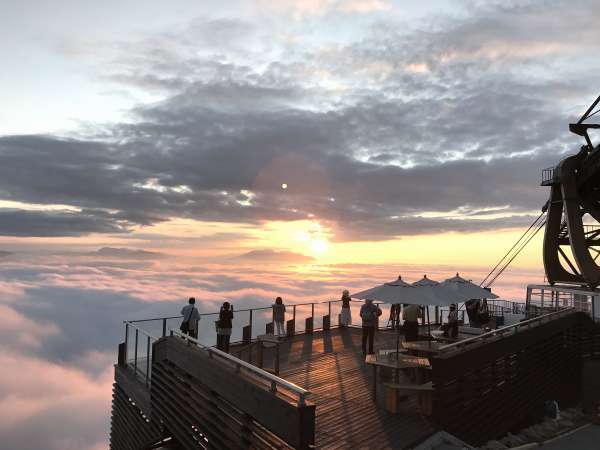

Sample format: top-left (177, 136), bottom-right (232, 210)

top-left (389, 304), bottom-right (401, 329)
top-left (180, 297), bottom-right (200, 339)
top-left (465, 299), bottom-right (480, 327)
top-left (272, 296), bottom-right (286, 337)
top-left (360, 299), bottom-right (382, 355)
top-left (444, 303), bottom-right (459, 339)
top-left (216, 302), bottom-right (234, 352)
top-left (340, 290), bottom-right (352, 327)
top-left (402, 303), bottom-right (421, 342)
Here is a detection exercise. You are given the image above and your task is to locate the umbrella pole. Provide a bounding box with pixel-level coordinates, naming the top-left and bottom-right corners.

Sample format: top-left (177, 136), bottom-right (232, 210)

top-left (396, 323), bottom-right (400, 357)
top-left (426, 305), bottom-right (431, 346)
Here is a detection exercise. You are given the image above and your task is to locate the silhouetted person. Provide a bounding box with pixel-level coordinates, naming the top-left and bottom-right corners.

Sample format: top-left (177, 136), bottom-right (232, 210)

top-left (340, 290), bottom-right (352, 327)
top-left (360, 299), bottom-right (382, 355)
top-left (465, 299), bottom-right (480, 327)
top-left (402, 303), bottom-right (421, 342)
top-left (443, 303), bottom-right (459, 339)
top-left (389, 303), bottom-right (401, 329)
top-left (217, 301), bottom-right (233, 352)
top-left (272, 296), bottom-right (286, 337)
top-left (180, 297), bottom-right (200, 339)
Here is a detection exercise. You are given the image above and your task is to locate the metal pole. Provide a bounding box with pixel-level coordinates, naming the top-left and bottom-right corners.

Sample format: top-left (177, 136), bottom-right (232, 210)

top-left (146, 336), bottom-right (151, 386)
top-left (162, 318), bottom-right (167, 337)
top-left (124, 323), bottom-right (129, 363)
top-left (134, 328), bottom-right (139, 374)
top-left (249, 309), bottom-right (253, 340)
top-left (311, 303), bottom-right (314, 322)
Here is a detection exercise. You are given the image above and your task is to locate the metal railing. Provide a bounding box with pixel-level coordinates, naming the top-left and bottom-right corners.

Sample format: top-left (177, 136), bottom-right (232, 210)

top-left (127, 298), bottom-right (527, 349)
top-left (542, 167), bottom-right (555, 184)
top-left (171, 329), bottom-right (309, 406)
top-left (127, 299), bottom-right (375, 348)
top-left (438, 307), bottom-right (575, 353)
top-left (124, 321), bottom-right (156, 387)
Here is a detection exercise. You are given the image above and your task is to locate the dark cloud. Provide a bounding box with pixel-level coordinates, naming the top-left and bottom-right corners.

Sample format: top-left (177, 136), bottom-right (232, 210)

top-left (0, 1), bottom-right (596, 241)
top-left (0, 209), bottom-right (129, 237)
top-left (0, 250), bottom-right (12, 257)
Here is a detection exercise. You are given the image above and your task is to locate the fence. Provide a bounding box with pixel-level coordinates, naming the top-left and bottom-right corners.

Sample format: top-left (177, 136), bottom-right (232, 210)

top-left (122, 321), bottom-right (156, 387)
top-left (526, 285), bottom-right (599, 320)
top-left (431, 309), bottom-right (588, 445)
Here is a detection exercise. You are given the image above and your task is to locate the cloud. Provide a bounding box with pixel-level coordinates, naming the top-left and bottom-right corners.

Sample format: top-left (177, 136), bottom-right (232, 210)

top-left (257, 0), bottom-right (392, 18)
top-left (0, 303), bottom-right (61, 353)
top-left (0, 250), bottom-right (12, 257)
top-left (88, 247), bottom-right (165, 259)
top-left (0, 352), bottom-right (112, 450)
top-left (234, 249), bottom-right (315, 263)
top-left (0, 209), bottom-right (129, 236)
top-left (0, 2), bottom-right (595, 245)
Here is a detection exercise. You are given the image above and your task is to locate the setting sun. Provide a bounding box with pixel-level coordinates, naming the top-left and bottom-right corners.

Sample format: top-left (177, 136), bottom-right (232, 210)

top-left (310, 239), bottom-right (329, 255)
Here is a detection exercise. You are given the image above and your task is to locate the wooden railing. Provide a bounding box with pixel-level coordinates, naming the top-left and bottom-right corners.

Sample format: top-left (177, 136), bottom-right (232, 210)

top-left (438, 307), bottom-right (574, 353)
top-left (171, 329), bottom-right (309, 406)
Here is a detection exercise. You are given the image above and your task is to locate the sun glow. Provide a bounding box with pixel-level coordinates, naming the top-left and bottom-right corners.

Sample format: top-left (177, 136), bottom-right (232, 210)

top-left (310, 239), bottom-right (329, 256)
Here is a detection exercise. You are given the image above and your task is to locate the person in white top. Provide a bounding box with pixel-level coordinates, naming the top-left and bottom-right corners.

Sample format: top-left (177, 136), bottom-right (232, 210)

top-left (180, 297), bottom-right (201, 339)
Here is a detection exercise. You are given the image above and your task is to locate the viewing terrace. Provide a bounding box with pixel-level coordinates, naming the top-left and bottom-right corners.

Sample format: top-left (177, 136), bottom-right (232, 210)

top-left (111, 293), bottom-right (600, 449)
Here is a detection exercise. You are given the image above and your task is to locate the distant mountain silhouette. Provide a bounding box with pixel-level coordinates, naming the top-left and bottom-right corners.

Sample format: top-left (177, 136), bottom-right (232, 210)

top-left (88, 247), bottom-right (164, 259)
top-left (235, 249), bottom-right (314, 263)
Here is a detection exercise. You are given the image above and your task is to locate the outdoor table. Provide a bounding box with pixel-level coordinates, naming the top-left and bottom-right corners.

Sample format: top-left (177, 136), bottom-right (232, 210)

top-left (401, 340), bottom-right (446, 357)
top-left (364, 353), bottom-right (431, 400)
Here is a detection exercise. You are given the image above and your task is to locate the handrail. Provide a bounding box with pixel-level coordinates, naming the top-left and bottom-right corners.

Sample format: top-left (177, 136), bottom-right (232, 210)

top-left (171, 329), bottom-right (309, 406)
top-left (439, 307), bottom-right (575, 352)
top-left (124, 321), bottom-right (157, 340)
top-left (126, 298), bottom-right (373, 324)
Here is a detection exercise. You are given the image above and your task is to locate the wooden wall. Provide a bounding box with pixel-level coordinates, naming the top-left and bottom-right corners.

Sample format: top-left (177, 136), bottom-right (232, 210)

top-left (151, 337), bottom-right (315, 450)
top-left (430, 312), bottom-right (595, 446)
top-left (110, 337), bottom-right (315, 450)
top-left (110, 382), bottom-right (161, 450)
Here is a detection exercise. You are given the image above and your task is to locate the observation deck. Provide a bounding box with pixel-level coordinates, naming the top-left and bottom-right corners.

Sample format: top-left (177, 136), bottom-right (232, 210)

top-left (110, 297), bottom-right (600, 450)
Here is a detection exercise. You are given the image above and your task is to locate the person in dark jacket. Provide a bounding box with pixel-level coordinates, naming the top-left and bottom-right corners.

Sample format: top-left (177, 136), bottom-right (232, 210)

top-left (217, 301), bottom-right (234, 352)
top-left (272, 296), bottom-right (286, 337)
top-left (360, 299), bottom-right (382, 355)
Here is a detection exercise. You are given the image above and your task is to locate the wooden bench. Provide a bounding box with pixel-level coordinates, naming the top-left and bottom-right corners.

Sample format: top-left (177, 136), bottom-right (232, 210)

top-left (383, 382), bottom-right (434, 415)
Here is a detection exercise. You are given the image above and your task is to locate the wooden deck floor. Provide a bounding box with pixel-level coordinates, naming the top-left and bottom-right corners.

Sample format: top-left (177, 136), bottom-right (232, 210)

top-left (251, 328), bottom-right (437, 449)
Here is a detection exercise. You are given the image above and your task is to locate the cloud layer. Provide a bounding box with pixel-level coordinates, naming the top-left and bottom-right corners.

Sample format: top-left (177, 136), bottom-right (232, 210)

top-left (2, 1), bottom-right (597, 241)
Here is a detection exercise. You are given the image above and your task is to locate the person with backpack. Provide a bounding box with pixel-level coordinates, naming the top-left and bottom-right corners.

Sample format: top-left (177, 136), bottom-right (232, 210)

top-left (216, 301), bottom-right (234, 352)
top-left (180, 297), bottom-right (200, 339)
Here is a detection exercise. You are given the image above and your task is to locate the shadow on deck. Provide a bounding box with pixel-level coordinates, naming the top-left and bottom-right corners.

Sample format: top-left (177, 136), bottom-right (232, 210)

top-left (235, 328), bottom-right (437, 449)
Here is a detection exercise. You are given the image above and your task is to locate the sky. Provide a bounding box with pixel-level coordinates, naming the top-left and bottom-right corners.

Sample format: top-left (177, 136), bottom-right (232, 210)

top-left (1, 0), bottom-right (599, 448)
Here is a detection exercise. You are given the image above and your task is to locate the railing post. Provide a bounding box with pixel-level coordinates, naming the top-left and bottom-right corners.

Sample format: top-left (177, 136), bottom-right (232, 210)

top-left (298, 392), bottom-right (306, 406)
top-left (134, 328), bottom-right (139, 375)
top-left (249, 309), bottom-right (253, 340)
top-left (146, 336), bottom-right (151, 386)
top-left (162, 318), bottom-right (167, 337)
top-left (124, 323), bottom-right (129, 362)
